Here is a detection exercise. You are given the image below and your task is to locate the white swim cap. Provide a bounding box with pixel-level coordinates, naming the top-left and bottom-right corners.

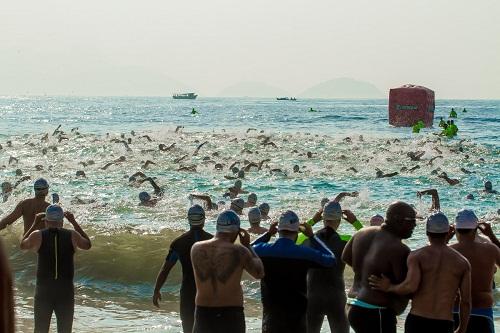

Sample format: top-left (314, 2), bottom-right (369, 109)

top-left (188, 204), bottom-right (205, 226)
top-left (426, 212), bottom-right (449, 233)
top-left (278, 210), bottom-right (300, 232)
top-left (248, 207), bottom-right (261, 224)
top-left (216, 210), bottom-right (241, 233)
top-left (45, 204), bottom-right (64, 222)
top-left (455, 209), bottom-right (478, 229)
top-left (369, 214), bottom-right (385, 226)
top-left (323, 201), bottom-right (342, 221)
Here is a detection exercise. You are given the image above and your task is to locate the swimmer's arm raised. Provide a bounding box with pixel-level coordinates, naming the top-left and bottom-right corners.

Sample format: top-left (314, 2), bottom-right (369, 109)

top-left (0, 201), bottom-right (23, 230)
top-left (417, 189), bottom-right (440, 211)
top-left (456, 264), bottom-right (471, 333)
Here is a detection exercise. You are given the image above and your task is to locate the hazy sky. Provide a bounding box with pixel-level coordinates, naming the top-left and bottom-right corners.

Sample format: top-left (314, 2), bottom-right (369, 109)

top-left (1, 0), bottom-right (499, 98)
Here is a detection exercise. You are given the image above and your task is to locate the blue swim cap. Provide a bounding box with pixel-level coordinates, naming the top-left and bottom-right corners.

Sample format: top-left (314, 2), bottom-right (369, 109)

top-left (216, 210), bottom-right (241, 233)
top-left (231, 197), bottom-right (245, 211)
top-left (139, 191), bottom-right (151, 202)
top-left (426, 212), bottom-right (449, 233)
top-left (34, 178), bottom-right (49, 190)
top-left (45, 204), bottom-right (64, 222)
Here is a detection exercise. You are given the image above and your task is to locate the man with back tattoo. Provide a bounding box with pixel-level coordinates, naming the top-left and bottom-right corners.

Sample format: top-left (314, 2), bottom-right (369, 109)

top-left (190, 210), bottom-right (264, 333)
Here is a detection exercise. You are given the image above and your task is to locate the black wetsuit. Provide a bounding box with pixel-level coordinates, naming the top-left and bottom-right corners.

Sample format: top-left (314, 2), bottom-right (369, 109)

top-left (252, 233), bottom-right (335, 333)
top-left (304, 226), bottom-right (349, 333)
top-left (165, 228), bottom-right (212, 333)
top-left (34, 228), bottom-right (75, 333)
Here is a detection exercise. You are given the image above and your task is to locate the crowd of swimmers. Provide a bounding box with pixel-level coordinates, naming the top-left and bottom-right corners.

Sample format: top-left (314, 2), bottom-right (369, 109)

top-left (0, 177), bottom-right (499, 333)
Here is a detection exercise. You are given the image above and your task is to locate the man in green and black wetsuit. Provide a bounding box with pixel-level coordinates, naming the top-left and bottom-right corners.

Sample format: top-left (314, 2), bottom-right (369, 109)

top-left (304, 201), bottom-right (359, 333)
top-left (153, 205), bottom-right (213, 333)
top-left (20, 205), bottom-right (91, 333)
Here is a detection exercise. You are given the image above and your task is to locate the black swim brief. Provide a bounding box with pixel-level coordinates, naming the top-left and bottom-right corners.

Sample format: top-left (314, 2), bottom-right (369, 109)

top-left (347, 304), bottom-right (396, 333)
top-left (192, 306), bottom-right (245, 333)
top-left (405, 313), bottom-right (453, 333)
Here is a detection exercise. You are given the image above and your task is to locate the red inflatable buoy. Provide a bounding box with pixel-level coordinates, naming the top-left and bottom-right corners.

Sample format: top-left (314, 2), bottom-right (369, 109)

top-left (388, 84), bottom-right (435, 127)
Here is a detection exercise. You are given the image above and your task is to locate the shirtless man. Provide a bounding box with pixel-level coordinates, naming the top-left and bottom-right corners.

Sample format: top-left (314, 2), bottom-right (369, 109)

top-left (450, 210), bottom-right (499, 333)
top-left (369, 212), bottom-right (471, 333)
top-left (259, 203), bottom-right (271, 220)
top-left (0, 178), bottom-right (51, 233)
top-left (190, 210), bottom-right (264, 333)
top-left (342, 201), bottom-right (417, 333)
top-left (247, 207), bottom-right (267, 235)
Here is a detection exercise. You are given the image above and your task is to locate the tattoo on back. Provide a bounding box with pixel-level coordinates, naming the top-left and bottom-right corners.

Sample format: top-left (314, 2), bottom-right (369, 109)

top-left (193, 247), bottom-right (241, 292)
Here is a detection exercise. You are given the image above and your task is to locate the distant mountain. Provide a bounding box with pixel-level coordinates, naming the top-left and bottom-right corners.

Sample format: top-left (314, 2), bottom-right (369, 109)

top-left (300, 78), bottom-right (384, 99)
top-left (218, 81), bottom-right (289, 98)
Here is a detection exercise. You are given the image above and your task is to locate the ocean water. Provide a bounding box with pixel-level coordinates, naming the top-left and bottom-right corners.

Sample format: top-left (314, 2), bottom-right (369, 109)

top-left (0, 96), bottom-right (498, 332)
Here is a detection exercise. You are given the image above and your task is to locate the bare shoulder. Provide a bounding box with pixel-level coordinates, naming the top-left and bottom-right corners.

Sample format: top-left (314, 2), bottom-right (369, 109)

top-left (448, 247), bottom-right (471, 269)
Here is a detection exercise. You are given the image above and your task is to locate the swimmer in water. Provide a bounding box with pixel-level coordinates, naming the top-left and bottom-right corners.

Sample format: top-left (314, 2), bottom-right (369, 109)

top-left (189, 194), bottom-right (218, 211)
top-left (369, 214), bottom-right (384, 226)
top-left (438, 172), bottom-right (460, 186)
top-left (224, 180), bottom-right (247, 199)
top-left (245, 193), bottom-right (257, 208)
top-left (482, 181), bottom-right (498, 194)
top-left (140, 177), bottom-right (164, 196)
top-left (247, 207), bottom-right (267, 235)
top-left (417, 188), bottom-right (441, 211)
top-left (138, 191), bottom-right (158, 207)
top-left (258, 203), bottom-right (270, 220)
top-left (375, 169), bottom-right (399, 178)
top-left (230, 197), bottom-right (245, 215)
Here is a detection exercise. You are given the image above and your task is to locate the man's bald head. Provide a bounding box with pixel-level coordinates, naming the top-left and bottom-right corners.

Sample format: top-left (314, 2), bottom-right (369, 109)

top-left (384, 201), bottom-right (417, 239)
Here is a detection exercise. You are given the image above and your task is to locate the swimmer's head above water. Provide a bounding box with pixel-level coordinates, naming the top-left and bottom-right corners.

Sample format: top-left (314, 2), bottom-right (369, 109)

top-left (369, 214), bottom-right (385, 226)
top-left (248, 207), bottom-right (261, 225)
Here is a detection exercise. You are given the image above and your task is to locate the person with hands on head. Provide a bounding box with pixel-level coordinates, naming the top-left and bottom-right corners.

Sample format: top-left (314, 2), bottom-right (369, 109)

top-left (477, 221), bottom-right (500, 248)
top-left (450, 209), bottom-right (499, 333)
top-left (303, 200), bottom-right (353, 333)
top-left (190, 210), bottom-right (264, 333)
top-left (20, 205), bottom-right (91, 333)
top-left (251, 210), bottom-right (335, 333)
top-left (369, 212), bottom-right (471, 333)
top-left (152, 205), bottom-right (213, 333)
top-left (296, 195), bottom-right (363, 245)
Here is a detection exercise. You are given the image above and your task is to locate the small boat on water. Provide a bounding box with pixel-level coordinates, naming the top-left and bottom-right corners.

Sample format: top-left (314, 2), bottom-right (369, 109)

top-left (276, 97), bottom-right (297, 101)
top-left (173, 93), bottom-right (197, 100)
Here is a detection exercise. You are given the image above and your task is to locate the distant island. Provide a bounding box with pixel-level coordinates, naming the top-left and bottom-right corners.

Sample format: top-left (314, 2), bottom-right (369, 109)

top-left (299, 78), bottom-right (384, 99)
